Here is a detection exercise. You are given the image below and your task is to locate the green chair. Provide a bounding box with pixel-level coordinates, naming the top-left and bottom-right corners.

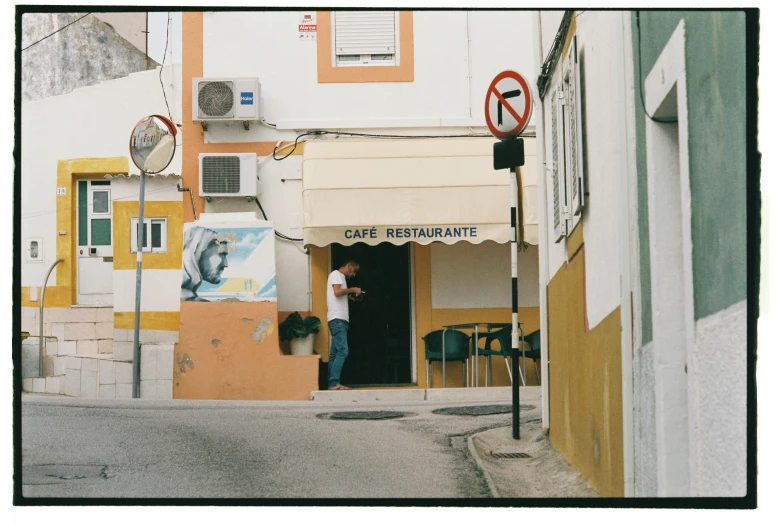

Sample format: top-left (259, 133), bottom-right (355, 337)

top-left (423, 329), bottom-right (471, 388)
top-left (522, 329), bottom-right (542, 384)
top-left (472, 325), bottom-right (529, 386)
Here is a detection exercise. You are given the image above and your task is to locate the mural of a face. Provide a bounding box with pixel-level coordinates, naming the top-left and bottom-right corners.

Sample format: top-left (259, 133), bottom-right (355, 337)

top-left (199, 240), bottom-right (229, 284)
top-left (182, 226), bottom-right (231, 301)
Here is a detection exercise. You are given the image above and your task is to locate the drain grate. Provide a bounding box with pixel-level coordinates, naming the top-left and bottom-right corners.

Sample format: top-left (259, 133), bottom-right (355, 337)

top-left (491, 451), bottom-right (532, 459)
top-left (432, 404), bottom-right (536, 416)
top-left (316, 411), bottom-right (407, 420)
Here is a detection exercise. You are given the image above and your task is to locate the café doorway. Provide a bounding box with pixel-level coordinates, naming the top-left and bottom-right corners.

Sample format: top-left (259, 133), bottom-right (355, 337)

top-left (330, 242), bottom-right (413, 386)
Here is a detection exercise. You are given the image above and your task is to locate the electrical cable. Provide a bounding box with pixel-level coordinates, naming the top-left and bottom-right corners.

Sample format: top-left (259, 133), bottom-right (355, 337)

top-left (254, 197), bottom-right (306, 246)
top-left (634, 12), bottom-right (678, 124)
top-left (159, 12), bottom-right (174, 124)
top-left (22, 12), bottom-right (92, 52)
top-left (537, 10), bottom-right (574, 99)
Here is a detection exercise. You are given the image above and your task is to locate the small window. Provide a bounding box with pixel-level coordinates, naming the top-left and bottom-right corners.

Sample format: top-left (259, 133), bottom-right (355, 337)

top-left (332, 11), bottom-right (399, 67)
top-left (131, 218), bottom-right (167, 253)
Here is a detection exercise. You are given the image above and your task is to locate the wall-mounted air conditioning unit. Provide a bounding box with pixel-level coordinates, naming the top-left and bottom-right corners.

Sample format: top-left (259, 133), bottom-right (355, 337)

top-left (192, 78), bottom-right (261, 129)
top-left (199, 153), bottom-right (258, 198)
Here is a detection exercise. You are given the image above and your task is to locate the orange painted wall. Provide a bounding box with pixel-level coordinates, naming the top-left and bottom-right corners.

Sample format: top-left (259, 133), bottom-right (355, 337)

top-left (175, 301), bottom-right (319, 400)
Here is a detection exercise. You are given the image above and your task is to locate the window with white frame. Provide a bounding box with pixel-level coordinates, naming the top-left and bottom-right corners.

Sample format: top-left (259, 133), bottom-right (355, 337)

top-left (332, 11), bottom-right (399, 66)
top-left (130, 217), bottom-right (167, 253)
top-left (551, 35), bottom-right (586, 243)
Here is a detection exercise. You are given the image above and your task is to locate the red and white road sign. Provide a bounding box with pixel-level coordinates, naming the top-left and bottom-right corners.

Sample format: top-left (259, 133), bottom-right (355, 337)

top-left (484, 70), bottom-right (533, 139)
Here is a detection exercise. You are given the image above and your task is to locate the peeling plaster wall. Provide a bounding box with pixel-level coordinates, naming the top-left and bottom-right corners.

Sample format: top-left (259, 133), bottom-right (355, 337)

top-left (21, 13), bottom-right (157, 102)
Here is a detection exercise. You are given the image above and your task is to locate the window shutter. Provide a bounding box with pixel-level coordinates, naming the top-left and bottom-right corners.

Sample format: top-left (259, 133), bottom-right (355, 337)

top-left (334, 11), bottom-right (396, 56)
top-left (564, 35), bottom-right (585, 228)
top-left (551, 85), bottom-right (567, 243)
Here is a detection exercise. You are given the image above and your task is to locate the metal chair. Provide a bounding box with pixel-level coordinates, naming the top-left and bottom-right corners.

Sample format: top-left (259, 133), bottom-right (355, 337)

top-left (472, 325), bottom-right (528, 386)
top-left (423, 329), bottom-right (470, 388)
top-left (522, 329), bottom-right (542, 384)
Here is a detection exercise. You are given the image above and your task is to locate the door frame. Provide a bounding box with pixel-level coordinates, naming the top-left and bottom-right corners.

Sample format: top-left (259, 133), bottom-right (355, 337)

top-left (327, 242), bottom-right (416, 385)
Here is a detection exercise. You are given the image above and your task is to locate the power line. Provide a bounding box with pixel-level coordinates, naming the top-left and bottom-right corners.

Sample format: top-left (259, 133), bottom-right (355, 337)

top-left (158, 12), bottom-right (174, 124)
top-left (22, 13), bottom-right (92, 52)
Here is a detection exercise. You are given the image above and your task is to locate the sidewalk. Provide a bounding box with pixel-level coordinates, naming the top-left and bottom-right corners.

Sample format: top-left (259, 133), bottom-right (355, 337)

top-left (469, 423), bottom-right (599, 498)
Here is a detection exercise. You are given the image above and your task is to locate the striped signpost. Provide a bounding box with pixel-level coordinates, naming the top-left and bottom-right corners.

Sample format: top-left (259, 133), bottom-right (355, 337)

top-left (485, 71), bottom-right (533, 440)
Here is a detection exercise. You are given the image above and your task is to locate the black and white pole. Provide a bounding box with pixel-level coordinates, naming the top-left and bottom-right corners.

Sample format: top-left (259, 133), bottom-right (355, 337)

top-left (510, 167), bottom-right (521, 440)
top-left (132, 169), bottom-right (146, 398)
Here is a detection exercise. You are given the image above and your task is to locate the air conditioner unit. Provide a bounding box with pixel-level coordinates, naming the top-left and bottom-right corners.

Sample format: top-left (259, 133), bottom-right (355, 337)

top-left (199, 153), bottom-right (258, 198)
top-left (192, 78), bottom-right (261, 124)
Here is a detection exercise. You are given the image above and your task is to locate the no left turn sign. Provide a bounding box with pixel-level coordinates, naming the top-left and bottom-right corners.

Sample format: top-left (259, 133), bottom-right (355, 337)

top-left (484, 70), bottom-right (533, 139)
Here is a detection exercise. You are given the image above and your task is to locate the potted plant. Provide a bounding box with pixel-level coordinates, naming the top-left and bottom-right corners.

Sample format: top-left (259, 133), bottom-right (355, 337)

top-left (279, 312), bottom-right (321, 356)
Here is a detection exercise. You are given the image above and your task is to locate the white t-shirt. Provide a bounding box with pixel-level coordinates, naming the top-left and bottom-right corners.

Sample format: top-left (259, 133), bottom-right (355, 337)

top-left (326, 270), bottom-right (349, 322)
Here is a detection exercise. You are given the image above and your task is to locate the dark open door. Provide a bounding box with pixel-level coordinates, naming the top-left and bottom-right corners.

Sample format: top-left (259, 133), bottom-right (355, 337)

top-left (331, 242), bottom-right (412, 386)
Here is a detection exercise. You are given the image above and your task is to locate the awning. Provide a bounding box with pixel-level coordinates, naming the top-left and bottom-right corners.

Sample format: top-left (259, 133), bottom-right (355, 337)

top-left (302, 137), bottom-right (537, 247)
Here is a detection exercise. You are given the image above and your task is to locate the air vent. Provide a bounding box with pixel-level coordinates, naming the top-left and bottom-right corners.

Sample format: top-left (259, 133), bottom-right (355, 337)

top-left (198, 81), bottom-right (235, 118)
top-left (202, 156), bottom-right (241, 194)
top-left (198, 153), bottom-right (258, 198)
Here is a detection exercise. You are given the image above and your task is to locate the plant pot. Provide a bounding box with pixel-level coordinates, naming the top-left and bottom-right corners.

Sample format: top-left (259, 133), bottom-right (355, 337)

top-left (290, 334), bottom-right (315, 356)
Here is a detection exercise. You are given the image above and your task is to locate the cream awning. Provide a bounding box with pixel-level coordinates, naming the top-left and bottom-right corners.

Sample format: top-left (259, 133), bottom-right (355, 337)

top-left (302, 137), bottom-right (538, 247)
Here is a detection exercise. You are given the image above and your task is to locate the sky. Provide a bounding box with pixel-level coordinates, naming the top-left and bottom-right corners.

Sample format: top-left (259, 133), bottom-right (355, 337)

top-left (147, 11), bottom-right (182, 66)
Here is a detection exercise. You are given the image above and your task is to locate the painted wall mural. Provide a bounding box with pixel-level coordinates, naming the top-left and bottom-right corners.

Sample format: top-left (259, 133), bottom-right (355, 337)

top-left (181, 223), bottom-right (277, 302)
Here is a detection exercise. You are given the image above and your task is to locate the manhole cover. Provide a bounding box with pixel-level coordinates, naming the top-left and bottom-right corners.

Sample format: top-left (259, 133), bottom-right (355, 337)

top-left (491, 451), bottom-right (532, 459)
top-left (432, 404), bottom-right (536, 416)
top-left (317, 411), bottom-right (407, 420)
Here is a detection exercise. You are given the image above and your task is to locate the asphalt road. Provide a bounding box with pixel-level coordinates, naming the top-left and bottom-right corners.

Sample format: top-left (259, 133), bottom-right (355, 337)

top-left (19, 395), bottom-right (529, 501)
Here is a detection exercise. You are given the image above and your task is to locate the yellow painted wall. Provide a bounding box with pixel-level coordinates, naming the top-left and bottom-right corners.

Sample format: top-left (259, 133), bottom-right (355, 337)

top-left (113, 201), bottom-right (183, 270)
top-left (547, 246), bottom-right (624, 497)
top-left (114, 311), bottom-right (180, 331)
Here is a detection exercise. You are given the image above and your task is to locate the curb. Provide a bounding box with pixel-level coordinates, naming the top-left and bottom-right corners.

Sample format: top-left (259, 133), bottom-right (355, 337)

top-left (467, 433), bottom-right (500, 498)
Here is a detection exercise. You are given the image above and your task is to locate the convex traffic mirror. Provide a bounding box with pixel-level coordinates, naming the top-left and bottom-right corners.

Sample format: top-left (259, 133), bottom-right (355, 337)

top-left (129, 114), bottom-right (178, 173)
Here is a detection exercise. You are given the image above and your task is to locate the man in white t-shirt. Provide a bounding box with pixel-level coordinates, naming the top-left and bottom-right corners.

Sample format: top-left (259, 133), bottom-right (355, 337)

top-left (326, 260), bottom-right (362, 390)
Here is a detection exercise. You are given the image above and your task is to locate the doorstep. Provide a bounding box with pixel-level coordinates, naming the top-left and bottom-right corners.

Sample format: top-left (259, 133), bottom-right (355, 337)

top-left (310, 386), bottom-right (541, 403)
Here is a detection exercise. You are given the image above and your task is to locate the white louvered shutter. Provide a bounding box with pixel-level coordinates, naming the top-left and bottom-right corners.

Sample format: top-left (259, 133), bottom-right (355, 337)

top-left (333, 11), bottom-right (397, 60)
top-left (552, 84), bottom-right (568, 243)
top-left (564, 35), bottom-right (586, 229)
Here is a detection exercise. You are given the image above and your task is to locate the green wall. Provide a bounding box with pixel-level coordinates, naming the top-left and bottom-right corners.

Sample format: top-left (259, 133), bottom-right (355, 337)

top-left (632, 11), bottom-right (748, 344)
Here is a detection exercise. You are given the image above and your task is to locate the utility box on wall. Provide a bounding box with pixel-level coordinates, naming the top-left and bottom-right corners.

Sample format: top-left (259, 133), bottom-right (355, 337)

top-left (176, 213), bottom-right (318, 401)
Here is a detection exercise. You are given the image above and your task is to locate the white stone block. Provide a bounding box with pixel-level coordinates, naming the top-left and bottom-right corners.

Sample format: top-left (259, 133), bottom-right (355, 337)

top-left (140, 379), bottom-right (157, 399)
top-left (97, 308), bottom-right (114, 322)
top-left (96, 322), bottom-right (114, 340)
top-left (157, 380), bottom-right (172, 400)
top-left (51, 323), bottom-right (65, 341)
top-left (66, 308), bottom-right (99, 323)
top-left (80, 368), bottom-right (98, 398)
top-left (82, 358), bottom-right (99, 373)
top-left (139, 330), bottom-right (156, 344)
top-left (156, 331), bottom-right (179, 344)
top-left (77, 340), bottom-right (98, 355)
top-left (32, 378), bottom-right (46, 393)
top-left (46, 377), bottom-right (61, 395)
top-left (59, 341), bottom-right (77, 355)
top-left (64, 323), bottom-right (96, 341)
top-left (22, 307), bottom-right (38, 318)
top-left (113, 341), bottom-right (134, 361)
top-left (64, 369), bottom-right (80, 396)
top-left (66, 357), bottom-right (82, 370)
top-left (98, 339), bottom-right (113, 354)
top-left (23, 378), bottom-right (33, 392)
top-left (116, 383), bottom-right (132, 399)
top-left (115, 362), bottom-right (133, 384)
top-left (45, 340), bottom-right (58, 357)
top-left (141, 348), bottom-right (157, 380)
top-left (53, 356), bottom-right (67, 377)
top-left (99, 384), bottom-right (116, 399)
top-left (43, 308), bottom-right (72, 323)
top-left (113, 329), bottom-right (126, 342)
top-left (157, 349), bottom-right (174, 380)
top-left (21, 315), bottom-right (36, 334)
top-left (99, 360), bottom-right (115, 385)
